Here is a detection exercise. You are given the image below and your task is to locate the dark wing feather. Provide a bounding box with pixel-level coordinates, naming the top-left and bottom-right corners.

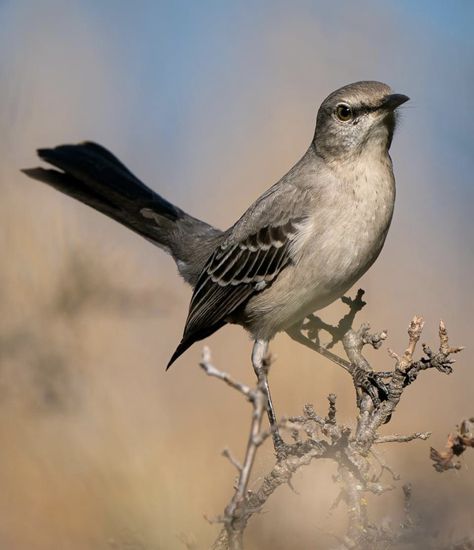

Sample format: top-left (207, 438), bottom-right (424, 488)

top-left (167, 218), bottom-right (302, 368)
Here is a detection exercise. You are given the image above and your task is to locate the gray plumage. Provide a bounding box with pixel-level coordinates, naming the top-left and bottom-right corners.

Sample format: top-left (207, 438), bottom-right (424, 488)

top-left (22, 81), bottom-right (409, 369)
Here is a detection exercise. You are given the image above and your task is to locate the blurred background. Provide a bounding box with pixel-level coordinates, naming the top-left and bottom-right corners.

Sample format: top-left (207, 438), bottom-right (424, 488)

top-left (0, 1), bottom-right (473, 548)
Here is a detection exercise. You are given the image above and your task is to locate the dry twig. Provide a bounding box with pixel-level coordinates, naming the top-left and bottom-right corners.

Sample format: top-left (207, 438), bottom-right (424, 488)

top-left (430, 418), bottom-right (474, 472)
top-left (198, 290), bottom-right (464, 549)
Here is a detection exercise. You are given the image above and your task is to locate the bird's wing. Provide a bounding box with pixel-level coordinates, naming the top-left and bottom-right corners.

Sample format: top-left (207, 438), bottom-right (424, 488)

top-left (167, 183), bottom-right (311, 367)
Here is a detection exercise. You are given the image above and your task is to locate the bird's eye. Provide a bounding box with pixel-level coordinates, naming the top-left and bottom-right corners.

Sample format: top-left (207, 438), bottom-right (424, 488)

top-left (335, 103), bottom-right (353, 122)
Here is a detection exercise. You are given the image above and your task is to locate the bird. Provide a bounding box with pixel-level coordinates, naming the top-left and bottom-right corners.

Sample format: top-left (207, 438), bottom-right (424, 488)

top-left (23, 80), bottom-right (409, 444)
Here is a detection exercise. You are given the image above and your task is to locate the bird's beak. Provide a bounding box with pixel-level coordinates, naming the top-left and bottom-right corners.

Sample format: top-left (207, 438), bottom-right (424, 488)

top-left (380, 93), bottom-right (410, 111)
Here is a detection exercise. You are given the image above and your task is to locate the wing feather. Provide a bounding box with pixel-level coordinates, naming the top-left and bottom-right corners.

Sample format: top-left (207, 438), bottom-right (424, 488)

top-left (180, 218), bottom-right (302, 344)
top-left (166, 181), bottom-right (314, 368)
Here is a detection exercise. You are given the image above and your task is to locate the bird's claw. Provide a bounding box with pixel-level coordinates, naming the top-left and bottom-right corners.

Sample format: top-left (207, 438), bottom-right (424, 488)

top-left (352, 366), bottom-right (389, 409)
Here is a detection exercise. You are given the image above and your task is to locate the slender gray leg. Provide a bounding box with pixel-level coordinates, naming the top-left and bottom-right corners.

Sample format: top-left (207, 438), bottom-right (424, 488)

top-left (251, 339), bottom-right (284, 451)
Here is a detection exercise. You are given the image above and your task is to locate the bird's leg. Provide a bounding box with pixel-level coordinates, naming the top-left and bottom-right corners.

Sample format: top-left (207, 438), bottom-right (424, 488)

top-left (251, 339), bottom-right (285, 452)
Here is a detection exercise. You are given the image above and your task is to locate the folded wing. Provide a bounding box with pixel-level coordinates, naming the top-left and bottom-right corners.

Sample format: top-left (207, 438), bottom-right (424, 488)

top-left (167, 211), bottom-right (304, 368)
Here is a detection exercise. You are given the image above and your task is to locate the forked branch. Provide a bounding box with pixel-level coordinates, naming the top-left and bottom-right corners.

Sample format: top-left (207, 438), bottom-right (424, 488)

top-left (196, 291), bottom-right (464, 550)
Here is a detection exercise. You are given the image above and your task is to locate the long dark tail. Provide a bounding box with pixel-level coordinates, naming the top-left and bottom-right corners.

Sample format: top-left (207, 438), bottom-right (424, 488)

top-left (22, 142), bottom-right (223, 286)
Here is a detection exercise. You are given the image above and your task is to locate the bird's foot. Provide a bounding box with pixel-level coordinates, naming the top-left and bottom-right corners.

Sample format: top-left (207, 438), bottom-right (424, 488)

top-left (352, 366), bottom-right (390, 409)
top-left (272, 430), bottom-right (286, 457)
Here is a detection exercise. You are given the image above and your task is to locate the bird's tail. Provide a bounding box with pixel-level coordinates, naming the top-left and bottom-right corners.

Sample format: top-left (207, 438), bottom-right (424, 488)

top-left (22, 142), bottom-right (222, 286)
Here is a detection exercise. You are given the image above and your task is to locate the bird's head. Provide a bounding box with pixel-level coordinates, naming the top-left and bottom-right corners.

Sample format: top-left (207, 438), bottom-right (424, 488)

top-left (313, 81), bottom-right (409, 162)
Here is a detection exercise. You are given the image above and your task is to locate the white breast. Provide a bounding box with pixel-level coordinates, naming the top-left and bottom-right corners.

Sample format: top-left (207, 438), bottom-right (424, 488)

top-left (245, 152), bottom-right (396, 339)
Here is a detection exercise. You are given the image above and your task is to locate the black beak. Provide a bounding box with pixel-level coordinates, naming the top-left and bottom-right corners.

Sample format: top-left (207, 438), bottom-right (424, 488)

top-left (381, 93), bottom-right (410, 111)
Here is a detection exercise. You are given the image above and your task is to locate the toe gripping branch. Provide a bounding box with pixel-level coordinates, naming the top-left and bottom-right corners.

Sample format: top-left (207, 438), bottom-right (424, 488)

top-left (200, 290), bottom-right (464, 550)
top-left (287, 290), bottom-right (463, 431)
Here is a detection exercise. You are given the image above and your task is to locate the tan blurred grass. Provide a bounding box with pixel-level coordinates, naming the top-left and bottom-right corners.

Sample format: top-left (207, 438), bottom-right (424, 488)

top-left (0, 3), bottom-right (473, 550)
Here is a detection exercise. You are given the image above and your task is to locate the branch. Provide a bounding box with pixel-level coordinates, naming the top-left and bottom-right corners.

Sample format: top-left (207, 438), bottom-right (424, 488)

top-left (349, 317), bottom-right (463, 455)
top-left (199, 347), bottom-right (253, 399)
top-left (200, 347), bottom-right (268, 550)
top-left (283, 292), bottom-right (464, 547)
top-left (198, 291), bottom-right (464, 549)
top-left (374, 432), bottom-right (431, 444)
top-left (430, 418), bottom-right (474, 472)
top-left (222, 449), bottom-right (242, 472)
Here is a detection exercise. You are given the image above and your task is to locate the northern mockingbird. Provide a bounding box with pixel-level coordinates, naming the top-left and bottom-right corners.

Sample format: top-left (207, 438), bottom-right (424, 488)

top-left (23, 80), bottom-right (408, 444)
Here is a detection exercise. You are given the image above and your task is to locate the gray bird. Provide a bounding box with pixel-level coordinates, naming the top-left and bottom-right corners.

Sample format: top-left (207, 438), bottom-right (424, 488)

top-left (23, 80), bottom-right (408, 443)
